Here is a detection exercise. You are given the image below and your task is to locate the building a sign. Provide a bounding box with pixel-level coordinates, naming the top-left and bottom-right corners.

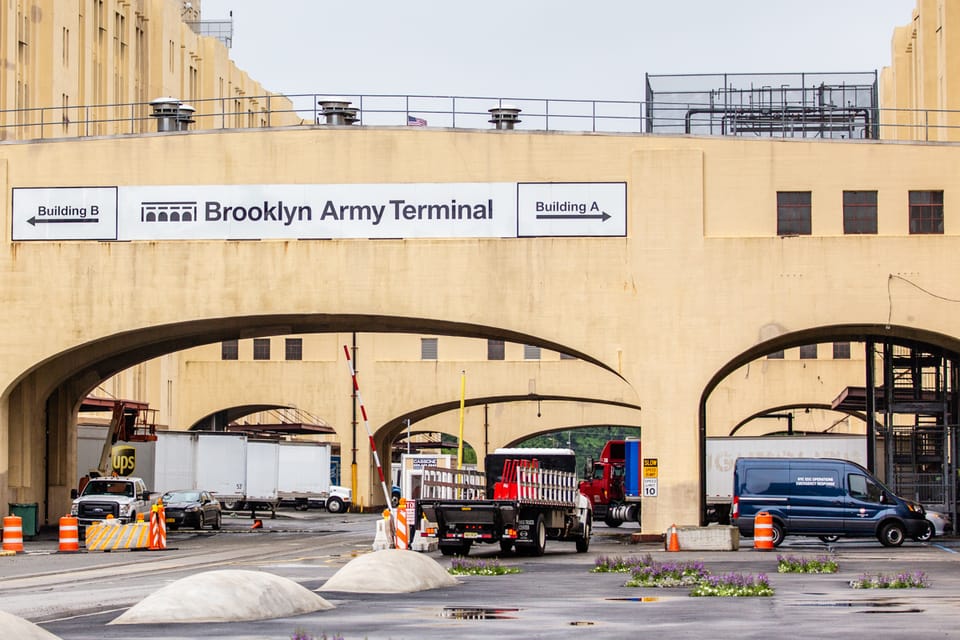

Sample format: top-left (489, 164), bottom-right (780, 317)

top-left (12, 182), bottom-right (626, 241)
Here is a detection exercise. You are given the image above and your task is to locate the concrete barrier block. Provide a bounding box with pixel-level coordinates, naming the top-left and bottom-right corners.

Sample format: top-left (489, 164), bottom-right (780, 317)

top-left (675, 525), bottom-right (739, 551)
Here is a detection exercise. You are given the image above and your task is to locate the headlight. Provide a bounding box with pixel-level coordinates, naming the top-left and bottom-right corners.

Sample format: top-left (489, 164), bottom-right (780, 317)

top-left (121, 504), bottom-right (135, 517)
top-left (70, 504), bottom-right (78, 516)
top-left (186, 506), bottom-right (200, 512)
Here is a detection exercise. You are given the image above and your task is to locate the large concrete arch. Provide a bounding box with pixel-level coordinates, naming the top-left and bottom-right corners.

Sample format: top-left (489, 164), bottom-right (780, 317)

top-left (3, 126), bottom-right (960, 533)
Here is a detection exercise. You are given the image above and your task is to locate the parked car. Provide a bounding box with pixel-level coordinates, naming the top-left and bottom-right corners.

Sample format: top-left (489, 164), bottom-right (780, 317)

top-left (161, 489), bottom-right (222, 530)
top-left (917, 509), bottom-right (953, 541)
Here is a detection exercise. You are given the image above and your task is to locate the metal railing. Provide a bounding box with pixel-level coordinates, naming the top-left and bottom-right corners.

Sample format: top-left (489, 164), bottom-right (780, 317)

top-left (2, 92), bottom-right (960, 143)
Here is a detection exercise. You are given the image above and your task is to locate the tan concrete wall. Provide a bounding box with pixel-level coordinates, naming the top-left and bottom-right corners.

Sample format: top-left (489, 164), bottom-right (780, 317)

top-left (2, 125), bottom-right (960, 531)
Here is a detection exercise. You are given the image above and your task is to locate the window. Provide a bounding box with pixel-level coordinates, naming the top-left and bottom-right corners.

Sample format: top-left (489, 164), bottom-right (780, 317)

top-left (848, 474), bottom-right (882, 503)
top-left (909, 190), bottom-right (944, 234)
top-left (799, 344), bottom-right (818, 359)
top-left (220, 340), bottom-right (238, 361)
top-left (560, 352), bottom-right (577, 360)
top-left (767, 350), bottom-right (784, 360)
top-left (253, 338), bottom-right (271, 361)
top-left (421, 338), bottom-right (437, 360)
top-left (833, 342), bottom-right (851, 359)
top-left (523, 345), bottom-right (541, 360)
top-left (285, 338), bottom-right (302, 361)
top-left (777, 191), bottom-right (811, 236)
top-left (487, 339), bottom-right (504, 360)
top-left (843, 190), bottom-right (877, 234)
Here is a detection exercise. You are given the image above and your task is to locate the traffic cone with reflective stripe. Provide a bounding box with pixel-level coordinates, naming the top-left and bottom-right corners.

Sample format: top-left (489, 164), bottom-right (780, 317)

top-left (666, 524), bottom-right (680, 552)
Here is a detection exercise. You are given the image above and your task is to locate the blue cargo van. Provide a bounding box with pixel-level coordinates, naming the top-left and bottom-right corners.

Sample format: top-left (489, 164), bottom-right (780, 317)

top-left (731, 458), bottom-right (929, 547)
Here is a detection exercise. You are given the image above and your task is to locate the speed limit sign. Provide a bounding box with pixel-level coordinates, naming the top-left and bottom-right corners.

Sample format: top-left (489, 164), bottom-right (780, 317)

top-left (643, 477), bottom-right (658, 497)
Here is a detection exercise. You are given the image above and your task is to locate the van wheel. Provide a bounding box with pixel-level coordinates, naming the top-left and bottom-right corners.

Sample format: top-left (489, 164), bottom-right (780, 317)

top-left (879, 522), bottom-right (906, 547)
top-left (819, 535), bottom-right (840, 543)
top-left (771, 521), bottom-right (785, 547)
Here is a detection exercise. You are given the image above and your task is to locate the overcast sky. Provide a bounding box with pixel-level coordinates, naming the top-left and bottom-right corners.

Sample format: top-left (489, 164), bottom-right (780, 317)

top-left (200, 0), bottom-right (916, 101)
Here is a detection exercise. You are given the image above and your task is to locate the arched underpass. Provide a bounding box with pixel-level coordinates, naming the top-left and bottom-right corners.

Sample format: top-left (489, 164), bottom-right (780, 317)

top-left (700, 323), bottom-right (960, 527)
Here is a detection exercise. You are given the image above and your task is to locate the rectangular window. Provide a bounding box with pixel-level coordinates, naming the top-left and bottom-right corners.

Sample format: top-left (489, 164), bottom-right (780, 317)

top-left (777, 191), bottom-right (812, 236)
top-left (843, 190), bottom-right (877, 234)
top-left (767, 350), bottom-right (785, 360)
top-left (833, 342), bottom-right (851, 359)
top-left (523, 345), bottom-right (541, 360)
top-left (909, 190), bottom-right (944, 234)
top-left (285, 338), bottom-right (302, 361)
top-left (421, 337), bottom-right (438, 360)
top-left (220, 340), bottom-right (238, 361)
top-left (487, 339), bottom-right (504, 360)
top-left (253, 338), bottom-right (271, 361)
top-left (560, 352), bottom-right (577, 360)
top-left (799, 344), bottom-right (818, 360)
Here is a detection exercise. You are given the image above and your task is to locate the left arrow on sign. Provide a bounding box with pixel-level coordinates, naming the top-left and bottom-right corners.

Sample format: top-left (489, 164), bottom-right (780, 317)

top-left (28, 217), bottom-right (99, 226)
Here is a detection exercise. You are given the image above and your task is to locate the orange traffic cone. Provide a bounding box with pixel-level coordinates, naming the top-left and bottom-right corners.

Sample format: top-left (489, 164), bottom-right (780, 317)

top-left (251, 519), bottom-right (263, 530)
top-left (666, 524), bottom-right (680, 552)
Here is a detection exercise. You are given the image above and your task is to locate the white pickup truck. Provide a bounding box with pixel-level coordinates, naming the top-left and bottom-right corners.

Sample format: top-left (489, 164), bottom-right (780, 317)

top-left (70, 476), bottom-right (154, 534)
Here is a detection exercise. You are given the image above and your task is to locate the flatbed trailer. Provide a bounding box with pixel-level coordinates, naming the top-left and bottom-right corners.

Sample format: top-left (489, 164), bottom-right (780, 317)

top-left (418, 448), bottom-right (592, 556)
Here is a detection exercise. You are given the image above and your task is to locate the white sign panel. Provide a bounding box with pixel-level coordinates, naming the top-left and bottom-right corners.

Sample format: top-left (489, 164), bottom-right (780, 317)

top-left (517, 182), bottom-right (626, 237)
top-left (642, 477), bottom-right (658, 497)
top-left (12, 182), bottom-right (627, 241)
top-left (12, 187), bottom-right (118, 241)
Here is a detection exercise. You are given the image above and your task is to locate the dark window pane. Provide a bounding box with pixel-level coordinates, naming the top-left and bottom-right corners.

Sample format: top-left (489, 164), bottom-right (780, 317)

top-left (777, 191), bottom-right (812, 235)
top-left (909, 190), bottom-right (944, 234)
top-left (285, 338), bottom-right (302, 361)
top-left (799, 344), bottom-right (818, 359)
top-left (767, 350), bottom-right (785, 360)
top-left (253, 338), bottom-right (270, 361)
top-left (843, 190), bottom-right (877, 234)
top-left (523, 345), bottom-right (541, 360)
top-left (221, 340), bottom-right (238, 361)
top-left (833, 342), bottom-right (851, 359)
top-left (487, 339), bottom-right (505, 360)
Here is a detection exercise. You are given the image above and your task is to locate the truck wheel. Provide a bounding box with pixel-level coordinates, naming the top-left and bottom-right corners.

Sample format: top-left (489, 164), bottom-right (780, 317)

top-left (576, 514), bottom-right (592, 553)
top-left (391, 494), bottom-right (400, 508)
top-left (326, 496), bottom-right (345, 514)
top-left (879, 522), bottom-right (906, 547)
top-left (529, 516), bottom-right (547, 556)
top-left (604, 514), bottom-right (623, 528)
top-left (499, 540), bottom-right (514, 555)
top-left (294, 500), bottom-right (309, 512)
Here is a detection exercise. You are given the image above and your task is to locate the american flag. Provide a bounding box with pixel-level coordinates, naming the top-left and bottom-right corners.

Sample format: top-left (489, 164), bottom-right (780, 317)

top-left (407, 115), bottom-right (427, 127)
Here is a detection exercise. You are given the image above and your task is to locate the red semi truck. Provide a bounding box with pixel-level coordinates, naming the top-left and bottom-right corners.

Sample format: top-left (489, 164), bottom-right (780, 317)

top-left (578, 439), bottom-right (642, 527)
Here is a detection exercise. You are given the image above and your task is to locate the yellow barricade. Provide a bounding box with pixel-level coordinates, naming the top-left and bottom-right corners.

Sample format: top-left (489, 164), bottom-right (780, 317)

top-left (85, 520), bottom-right (151, 551)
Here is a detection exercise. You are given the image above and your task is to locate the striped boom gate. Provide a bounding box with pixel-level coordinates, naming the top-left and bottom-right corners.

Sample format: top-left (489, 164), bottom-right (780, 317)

top-left (85, 521), bottom-right (151, 551)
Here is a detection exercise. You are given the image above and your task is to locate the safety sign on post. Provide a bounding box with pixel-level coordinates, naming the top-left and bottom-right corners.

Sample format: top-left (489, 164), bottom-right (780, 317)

top-left (642, 458), bottom-right (659, 497)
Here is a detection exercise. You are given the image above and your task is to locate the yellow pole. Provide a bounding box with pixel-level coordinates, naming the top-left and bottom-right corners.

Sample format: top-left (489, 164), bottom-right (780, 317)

top-left (457, 369), bottom-right (466, 469)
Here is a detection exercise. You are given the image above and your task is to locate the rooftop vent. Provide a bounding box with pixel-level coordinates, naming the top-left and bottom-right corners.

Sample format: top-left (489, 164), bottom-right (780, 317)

top-left (149, 97), bottom-right (195, 132)
top-left (489, 105), bottom-right (521, 130)
top-left (318, 98), bottom-right (358, 125)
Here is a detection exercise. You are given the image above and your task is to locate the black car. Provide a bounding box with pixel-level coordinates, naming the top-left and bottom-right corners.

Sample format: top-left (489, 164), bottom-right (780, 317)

top-left (161, 490), bottom-right (222, 530)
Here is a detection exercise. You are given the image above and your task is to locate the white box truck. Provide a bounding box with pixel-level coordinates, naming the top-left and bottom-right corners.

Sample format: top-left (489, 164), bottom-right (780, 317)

top-left (277, 442), bottom-right (352, 513)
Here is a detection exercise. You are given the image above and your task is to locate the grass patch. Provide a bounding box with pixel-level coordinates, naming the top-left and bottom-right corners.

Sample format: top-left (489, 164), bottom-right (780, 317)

top-left (591, 555), bottom-right (647, 573)
top-left (776, 554), bottom-right (839, 574)
top-left (448, 557), bottom-right (521, 576)
top-left (592, 553), bottom-right (774, 597)
top-left (624, 558), bottom-right (709, 588)
top-left (850, 572), bottom-right (929, 589)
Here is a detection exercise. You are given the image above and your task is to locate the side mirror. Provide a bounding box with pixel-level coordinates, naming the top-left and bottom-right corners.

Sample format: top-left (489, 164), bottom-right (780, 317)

top-left (70, 488), bottom-right (78, 499)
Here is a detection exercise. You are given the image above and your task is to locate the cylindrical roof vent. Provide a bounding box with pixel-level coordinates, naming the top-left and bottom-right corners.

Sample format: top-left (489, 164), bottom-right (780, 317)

top-left (150, 97), bottom-right (182, 132)
top-left (318, 98), bottom-right (357, 125)
top-left (489, 105), bottom-right (521, 130)
top-left (176, 103), bottom-right (196, 131)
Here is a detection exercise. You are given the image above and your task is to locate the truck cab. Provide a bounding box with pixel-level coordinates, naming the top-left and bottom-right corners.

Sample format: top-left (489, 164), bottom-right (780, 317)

top-left (70, 476), bottom-right (153, 534)
top-left (578, 440), bottom-right (639, 527)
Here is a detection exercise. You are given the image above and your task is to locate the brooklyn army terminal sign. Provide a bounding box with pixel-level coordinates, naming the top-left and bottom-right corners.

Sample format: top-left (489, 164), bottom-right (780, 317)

top-left (12, 182), bottom-right (626, 241)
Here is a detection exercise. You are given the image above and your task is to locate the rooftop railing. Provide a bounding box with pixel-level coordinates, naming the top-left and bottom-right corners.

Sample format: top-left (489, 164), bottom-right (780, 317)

top-left (0, 92), bottom-right (957, 144)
